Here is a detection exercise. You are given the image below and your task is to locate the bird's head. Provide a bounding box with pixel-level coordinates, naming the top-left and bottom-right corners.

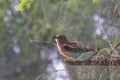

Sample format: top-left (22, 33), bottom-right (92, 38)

top-left (53, 34), bottom-right (68, 43)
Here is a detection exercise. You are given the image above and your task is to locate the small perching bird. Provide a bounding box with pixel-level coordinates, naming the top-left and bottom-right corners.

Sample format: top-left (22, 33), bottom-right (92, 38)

top-left (53, 34), bottom-right (96, 59)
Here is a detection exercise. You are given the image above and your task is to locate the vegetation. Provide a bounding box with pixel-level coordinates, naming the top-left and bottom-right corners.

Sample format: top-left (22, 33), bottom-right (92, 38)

top-left (0, 0), bottom-right (120, 80)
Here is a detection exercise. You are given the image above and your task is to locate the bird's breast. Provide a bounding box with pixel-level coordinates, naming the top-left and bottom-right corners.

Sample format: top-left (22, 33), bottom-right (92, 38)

top-left (56, 43), bottom-right (70, 58)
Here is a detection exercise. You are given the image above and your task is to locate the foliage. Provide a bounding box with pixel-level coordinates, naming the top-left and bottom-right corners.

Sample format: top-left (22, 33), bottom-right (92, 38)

top-left (0, 0), bottom-right (120, 80)
top-left (18, 0), bottom-right (34, 11)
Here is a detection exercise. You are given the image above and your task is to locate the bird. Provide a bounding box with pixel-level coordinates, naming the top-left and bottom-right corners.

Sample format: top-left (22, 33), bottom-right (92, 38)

top-left (53, 34), bottom-right (97, 59)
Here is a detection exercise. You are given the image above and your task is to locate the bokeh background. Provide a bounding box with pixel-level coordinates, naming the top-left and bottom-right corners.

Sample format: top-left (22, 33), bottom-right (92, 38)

top-left (1, 0), bottom-right (120, 80)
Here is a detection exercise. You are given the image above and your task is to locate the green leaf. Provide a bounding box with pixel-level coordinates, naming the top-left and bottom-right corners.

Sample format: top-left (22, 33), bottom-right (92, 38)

top-left (17, 0), bottom-right (34, 11)
top-left (92, 0), bottom-right (99, 4)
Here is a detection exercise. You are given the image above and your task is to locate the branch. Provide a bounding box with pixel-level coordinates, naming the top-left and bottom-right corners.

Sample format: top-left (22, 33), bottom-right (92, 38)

top-left (64, 59), bottom-right (120, 66)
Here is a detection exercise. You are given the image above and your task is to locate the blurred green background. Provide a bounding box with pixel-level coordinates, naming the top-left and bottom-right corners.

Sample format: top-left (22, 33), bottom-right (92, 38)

top-left (1, 0), bottom-right (120, 80)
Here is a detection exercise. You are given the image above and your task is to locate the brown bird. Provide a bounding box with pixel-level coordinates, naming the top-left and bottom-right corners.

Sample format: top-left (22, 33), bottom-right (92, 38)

top-left (53, 34), bottom-right (96, 59)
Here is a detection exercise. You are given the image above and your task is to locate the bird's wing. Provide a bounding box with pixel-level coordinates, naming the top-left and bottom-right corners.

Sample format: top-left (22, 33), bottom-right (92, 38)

top-left (63, 42), bottom-right (89, 54)
top-left (64, 45), bottom-right (85, 53)
top-left (64, 44), bottom-right (94, 59)
top-left (64, 42), bottom-right (91, 51)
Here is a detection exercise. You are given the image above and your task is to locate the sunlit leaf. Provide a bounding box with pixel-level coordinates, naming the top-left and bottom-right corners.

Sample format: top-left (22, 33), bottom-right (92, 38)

top-left (92, 0), bottom-right (100, 4)
top-left (17, 0), bottom-right (34, 11)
